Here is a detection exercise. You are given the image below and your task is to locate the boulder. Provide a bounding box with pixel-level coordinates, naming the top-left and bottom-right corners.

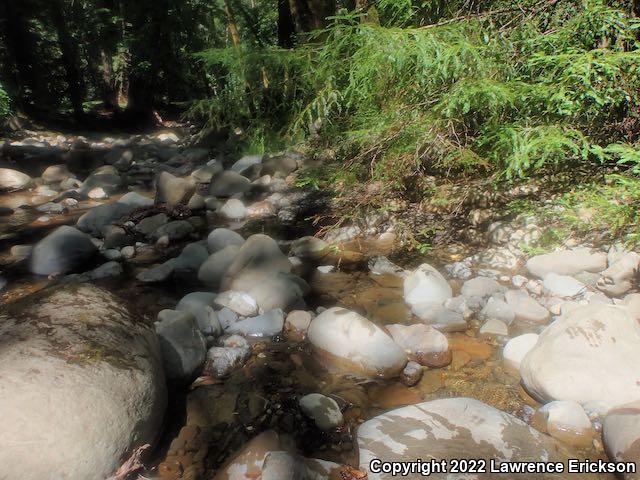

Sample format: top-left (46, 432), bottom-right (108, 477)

top-left (206, 227), bottom-right (245, 253)
top-left (77, 202), bottom-right (134, 235)
top-left (386, 323), bottom-right (451, 367)
top-left (198, 245), bottom-right (240, 289)
top-left (231, 154), bottom-right (263, 175)
top-left (0, 284), bottom-right (166, 480)
top-left (232, 271), bottom-right (308, 312)
top-left (209, 170), bottom-right (251, 197)
top-left (357, 397), bottom-right (596, 480)
top-left (155, 171), bottom-right (196, 206)
top-left (226, 309), bottom-right (285, 337)
top-left (307, 307), bottom-right (407, 379)
top-left (502, 333), bottom-right (538, 375)
top-left (155, 310), bottom-right (207, 383)
top-left (598, 252), bottom-right (640, 297)
top-left (42, 164), bottom-right (73, 184)
top-left (176, 292), bottom-right (221, 336)
top-left (404, 264), bottom-right (452, 315)
top-left (215, 290), bottom-right (259, 317)
top-left (299, 393), bottom-right (344, 431)
top-left (543, 273), bottom-right (586, 298)
top-left (535, 400), bottom-right (594, 448)
top-left (505, 289), bottom-right (550, 324)
top-left (479, 297), bottom-right (515, 325)
top-left (526, 248), bottom-right (607, 278)
top-left (520, 304), bottom-right (640, 414)
top-left (219, 198), bottom-right (247, 220)
top-left (80, 165), bottom-right (122, 195)
top-left (460, 277), bottom-right (503, 298)
top-left (0, 167), bottom-right (31, 191)
top-left (29, 225), bottom-right (98, 275)
top-left (603, 401), bottom-right (640, 480)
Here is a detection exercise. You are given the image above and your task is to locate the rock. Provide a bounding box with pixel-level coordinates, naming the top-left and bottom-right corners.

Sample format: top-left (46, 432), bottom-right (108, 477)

top-left (212, 431), bottom-right (279, 480)
top-left (42, 164), bottom-right (73, 184)
top-left (262, 154), bottom-right (298, 177)
top-left (155, 310), bottom-right (207, 383)
top-left (415, 305), bottom-right (468, 332)
top-left (157, 132), bottom-right (180, 144)
top-left (502, 333), bottom-right (539, 375)
top-left (215, 290), bottom-right (259, 317)
top-left (535, 400), bottom-right (594, 448)
top-left (60, 177), bottom-right (82, 190)
top-left (118, 191), bottom-right (154, 208)
top-left (479, 297), bottom-right (515, 325)
top-left (299, 393), bottom-right (344, 431)
top-left (172, 242), bottom-right (209, 279)
top-left (102, 249), bottom-right (122, 261)
top-left (203, 344), bottom-right (251, 378)
top-left (505, 289), bottom-right (549, 324)
top-left (217, 307), bottom-right (239, 331)
top-left (198, 245), bottom-right (241, 289)
top-left (226, 309), bottom-right (285, 337)
top-left (10, 244), bottom-right (32, 261)
top-left (622, 293), bottom-right (640, 323)
top-left (290, 236), bottom-right (329, 261)
top-left (209, 170), bottom-right (251, 197)
top-left (80, 165), bottom-right (122, 195)
top-left (247, 200), bottom-right (277, 218)
top-left (231, 154), bottom-right (263, 175)
top-left (526, 248), bottom-right (607, 278)
top-left (77, 202), bottom-right (134, 235)
top-left (598, 252), bottom-right (640, 297)
top-left (29, 226), bottom-right (98, 275)
top-left (121, 245), bottom-right (136, 259)
top-left (444, 261), bottom-right (472, 280)
top-left (543, 273), bottom-right (586, 298)
top-left (461, 277), bottom-right (503, 298)
top-left (357, 397), bottom-right (595, 480)
top-left (0, 284), bottom-right (166, 480)
top-left (400, 361), bottom-right (423, 387)
top-left (0, 167), bottom-right (31, 191)
top-left (260, 451), bottom-right (342, 480)
top-left (284, 310), bottom-right (312, 341)
top-left (206, 227), bottom-right (245, 253)
top-left (386, 324), bottom-right (451, 367)
top-left (150, 220), bottom-right (194, 242)
top-left (103, 148), bottom-right (133, 167)
top-left (187, 193), bottom-right (205, 210)
top-left (176, 292), bottom-right (221, 336)
top-left (155, 171), bottom-right (196, 206)
top-left (191, 163), bottom-right (223, 183)
top-left (603, 401), bottom-right (640, 479)
top-left (369, 255), bottom-right (407, 278)
top-left (234, 271), bottom-right (308, 312)
top-left (88, 187), bottom-right (109, 199)
top-left (136, 261), bottom-right (175, 283)
top-left (87, 261), bottom-right (123, 279)
top-left (219, 198), bottom-right (247, 220)
top-left (404, 263), bottom-right (453, 315)
top-left (36, 201), bottom-right (66, 214)
top-left (308, 307), bottom-right (407, 379)
top-left (520, 304), bottom-right (640, 414)
top-left (135, 213), bottom-right (168, 237)
top-left (479, 318), bottom-right (509, 340)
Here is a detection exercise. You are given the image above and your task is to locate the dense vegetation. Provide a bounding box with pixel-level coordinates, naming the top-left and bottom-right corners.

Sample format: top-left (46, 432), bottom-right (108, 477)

top-left (2, 0), bottom-right (640, 245)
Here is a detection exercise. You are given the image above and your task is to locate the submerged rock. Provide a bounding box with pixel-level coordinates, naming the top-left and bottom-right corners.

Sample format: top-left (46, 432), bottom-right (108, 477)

top-left (0, 284), bottom-right (166, 480)
top-left (308, 307), bottom-right (407, 379)
top-left (386, 323), bottom-right (451, 367)
top-left (603, 401), bottom-right (640, 479)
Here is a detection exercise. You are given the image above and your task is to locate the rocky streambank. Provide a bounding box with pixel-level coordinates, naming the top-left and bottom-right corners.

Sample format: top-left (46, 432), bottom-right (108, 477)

top-left (0, 129), bottom-right (638, 479)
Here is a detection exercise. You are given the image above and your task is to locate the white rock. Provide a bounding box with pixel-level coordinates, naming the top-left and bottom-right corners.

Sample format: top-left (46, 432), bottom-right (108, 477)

top-left (505, 289), bottom-right (550, 324)
top-left (598, 252), bottom-right (640, 297)
top-left (226, 309), bottom-right (285, 337)
top-left (404, 263), bottom-right (452, 314)
top-left (479, 297), bottom-right (515, 325)
top-left (206, 227), bottom-right (244, 253)
top-left (386, 323), bottom-right (451, 367)
top-left (526, 248), bottom-right (607, 278)
top-left (543, 273), bottom-right (586, 298)
top-left (536, 400), bottom-right (594, 447)
top-left (503, 333), bottom-right (539, 375)
top-left (215, 290), bottom-right (259, 317)
top-left (461, 276), bottom-right (502, 299)
top-left (176, 292), bottom-right (221, 336)
top-left (219, 198), bottom-right (247, 220)
top-left (603, 401), bottom-right (640, 478)
top-left (479, 318), bottom-right (509, 339)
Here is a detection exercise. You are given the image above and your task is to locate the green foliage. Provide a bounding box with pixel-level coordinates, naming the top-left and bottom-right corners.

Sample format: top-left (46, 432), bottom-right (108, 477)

top-left (0, 83), bottom-right (10, 120)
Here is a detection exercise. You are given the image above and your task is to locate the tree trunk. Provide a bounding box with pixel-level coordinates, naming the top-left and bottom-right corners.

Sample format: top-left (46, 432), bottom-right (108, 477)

top-left (224, 0), bottom-right (242, 47)
top-left (49, 0), bottom-right (85, 119)
top-left (278, 0), bottom-right (295, 47)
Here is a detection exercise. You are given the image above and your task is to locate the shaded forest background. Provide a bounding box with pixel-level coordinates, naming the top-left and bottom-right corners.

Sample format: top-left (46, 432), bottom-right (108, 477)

top-left (2, 0), bottom-right (640, 184)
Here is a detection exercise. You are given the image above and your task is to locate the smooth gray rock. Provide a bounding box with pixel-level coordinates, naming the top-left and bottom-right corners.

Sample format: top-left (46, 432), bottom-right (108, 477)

top-left (209, 170), bottom-right (251, 197)
top-left (135, 213), bottom-right (168, 237)
top-left (155, 171), bottom-right (196, 206)
top-left (226, 309), bottom-right (285, 337)
top-left (29, 226), bottom-right (98, 275)
top-left (404, 264), bottom-right (452, 316)
top-left (543, 273), bottom-right (586, 298)
top-left (206, 227), bottom-right (245, 253)
top-left (198, 245), bottom-right (240, 289)
top-left (461, 277), bottom-right (503, 299)
top-left (299, 393), bottom-right (344, 431)
top-left (77, 202), bottom-right (134, 235)
top-left (230, 154), bottom-right (263, 175)
top-left (150, 220), bottom-right (194, 242)
top-left (155, 309), bottom-right (206, 383)
top-left (176, 292), bottom-right (221, 336)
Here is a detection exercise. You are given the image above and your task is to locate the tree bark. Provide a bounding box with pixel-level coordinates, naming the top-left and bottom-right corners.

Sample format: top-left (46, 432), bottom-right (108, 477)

top-left (278, 0), bottom-right (296, 47)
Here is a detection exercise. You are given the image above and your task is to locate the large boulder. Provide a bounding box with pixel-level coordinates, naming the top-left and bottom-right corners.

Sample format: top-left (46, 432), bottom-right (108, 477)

top-left (155, 310), bottom-right (206, 383)
top-left (0, 284), bottom-right (166, 480)
top-left (206, 227), bottom-right (245, 253)
top-left (526, 248), bottom-right (607, 278)
top-left (520, 304), bottom-right (640, 414)
top-left (29, 225), bottom-right (98, 275)
top-left (0, 167), bottom-right (31, 191)
top-left (357, 398), bottom-right (597, 480)
top-left (308, 307), bottom-right (407, 379)
top-left (155, 171), bottom-right (196, 206)
top-left (404, 264), bottom-right (452, 317)
top-left (77, 202), bottom-right (134, 235)
top-left (79, 165), bottom-right (122, 195)
top-left (198, 245), bottom-right (241, 289)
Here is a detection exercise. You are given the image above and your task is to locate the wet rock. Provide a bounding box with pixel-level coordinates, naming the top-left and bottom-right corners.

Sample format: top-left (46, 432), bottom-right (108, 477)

top-left (121, 245), bottom-right (136, 259)
top-left (29, 225), bottom-right (98, 275)
top-left (150, 220), bottom-right (194, 242)
top-left (203, 343), bottom-right (251, 378)
top-left (308, 307), bottom-right (407, 379)
top-left (226, 309), bottom-right (285, 337)
top-left (191, 163), bottom-right (223, 184)
top-left (118, 191), bottom-right (154, 208)
top-left (155, 171), bottom-right (196, 206)
top-left (0, 284), bottom-right (166, 480)
top-left (358, 398), bottom-right (594, 480)
top-left (520, 304), bottom-right (640, 413)
top-left (400, 361), bottom-right (423, 386)
top-left (135, 213), bottom-right (168, 237)
top-left (206, 227), bottom-right (245, 253)
top-left (155, 309), bottom-right (207, 383)
top-left (0, 167), bottom-right (31, 191)
top-left (102, 249), bottom-right (122, 261)
top-left (461, 277), bottom-right (503, 299)
top-left (231, 154), bottom-right (263, 175)
top-left (444, 261), bottom-right (472, 280)
top-left (387, 323), bottom-right (451, 367)
top-left (603, 401), bottom-right (640, 479)
top-left (176, 292), bottom-right (221, 336)
top-left (215, 290), bottom-right (259, 317)
top-left (504, 289), bottom-right (549, 324)
top-left (198, 245), bottom-right (240, 289)
top-left (10, 244), bottom-right (32, 261)
top-left (36, 201), bottom-right (66, 214)
top-left (60, 177), bottom-right (83, 190)
top-left (102, 225), bottom-right (133, 249)
top-left (209, 170), bottom-right (251, 197)
top-left (236, 271), bottom-right (308, 312)
top-left (217, 307), bottom-right (239, 330)
top-left (416, 305), bottom-right (468, 332)
top-left (284, 310), bottom-right (312, 341)
top-left (299, 393), bottom-right (344, 431)
top-left (261, 451), bottom-right (342, 480)
top-left (502, 333), bottom-right (538, 375)
top-left (598, 252), bottom-right (640, 297)
top-left (187, 193), bottom-right (205, 210)
top-left (42, 164), bottom-right (73, 184)
top-left (543, 273), bottom-right (586, 298)
top-left (479, 318), bottom-right (509, 340)
top-left (80, 165), bottom-right (122, 196)
top-left (369, 255), bottom-right (407, 278)
top-left (526, 248), bottom-right (607, 279)
top-left (211, 431), bottom-right (279, 480)
top-left (87, 260), bottom-right (123, 279)
top-left (536, 400), bottom-right (594, 448)
top-left (404, 263), bottom-right (453, 315)
top-left (88, 187), bottom-right (109, 199)
top-left (290, 236), bottom-right (329, 261)
top-left (77, 202), bottom-right (134, 235)
top-left (173, 243), bottom-right (209, 279)
top-left (136, 261), bottom-right (176, 283)
top-left (219, 198), bottom-right (247, 220)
